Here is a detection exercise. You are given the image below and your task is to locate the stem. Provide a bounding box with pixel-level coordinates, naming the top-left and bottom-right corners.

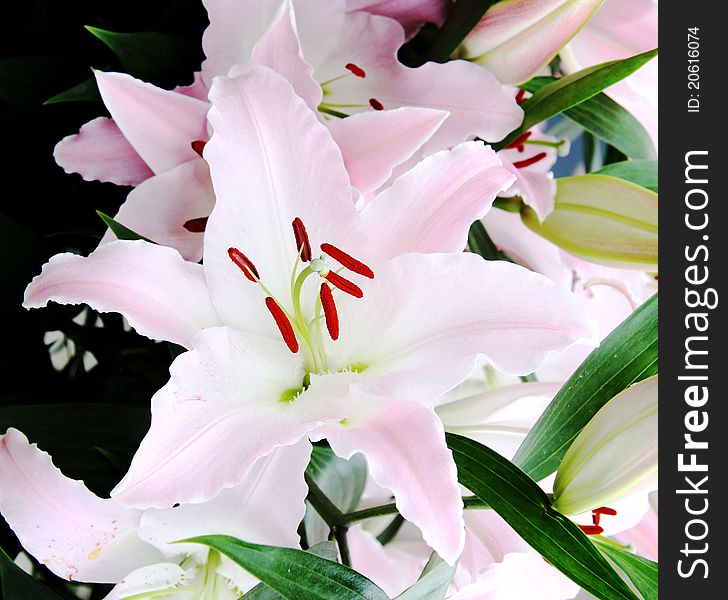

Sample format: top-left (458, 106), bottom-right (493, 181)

top-left (342, 496), bottom-right (492, 525)
top-left (304, 473), bottom-right (346, 527)
top-left (376, 515), bottom-right (405, 546)
top-left (332, 525), bottom-right (351, 567)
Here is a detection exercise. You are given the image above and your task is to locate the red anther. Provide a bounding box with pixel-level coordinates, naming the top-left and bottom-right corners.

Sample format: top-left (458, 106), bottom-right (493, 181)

top-left (292, 218), bottom-right (312, 261)
top-left (345, 63), bottom-right (366, 78)
top-left (512, 152), bottom-right (547, 169)
top-left (592, 512), bottom-right (601, 526)
top-left (320, 243), bottom-right (374, 279)
top-left (578, 525), bottom-right (604, 536)
top-left (593, 506), bottom-right (618, 516)
top-left (320, 283), bottom-right (340, 341)
top-left (506, 131), bottom-right (533, 151)
top-left (324, 271), bottom-right (363, 298)
top-left (265, 297), bottom-right (299, 353)
top-left (191, 140), bottom-right (207, 157)
top-left (228, 247), bottom-right (259, 282)
top-left (515, 89), bottom-right (527, 105)
top-left (183, 216), bottom-right (208, 232)
top-left (369, 98), bottom-right (384, 111)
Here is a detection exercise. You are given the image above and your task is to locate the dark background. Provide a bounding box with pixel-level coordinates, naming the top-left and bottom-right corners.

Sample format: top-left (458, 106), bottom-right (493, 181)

top-left (1, 2), bottom-right (206, 595)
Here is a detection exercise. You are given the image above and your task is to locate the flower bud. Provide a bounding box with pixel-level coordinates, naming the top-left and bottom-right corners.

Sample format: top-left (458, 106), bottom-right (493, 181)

top-left (552, 375), bottom-right (657, 516)
top-left (460, 0), bottom-right (605, 84)
top-left (520, 174), bottom-right (657, 270)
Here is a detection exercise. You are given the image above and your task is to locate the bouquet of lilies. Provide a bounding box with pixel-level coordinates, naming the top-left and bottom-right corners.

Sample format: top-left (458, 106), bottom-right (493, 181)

top-left (0, 1), bottom-right (658, 598)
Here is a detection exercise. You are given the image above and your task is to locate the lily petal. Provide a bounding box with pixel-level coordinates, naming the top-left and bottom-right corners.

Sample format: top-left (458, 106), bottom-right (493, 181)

top-left (201, 0), bottom-right (286, 86)
top-left (106, 563), bottom-right (195, 600)
top-left (462, 0), bottom-right (605, 84)
top-left (347, 0), bottom-right (449, 34)
top-left (112, 327), bottom-right (346, 508)
top-left (94, 71), bottom-right (209, 174)
top-left (203, 66), bottom-right (362, 332)
top-left (23, 240), bottom-right (222, 349)
top-left (249, 0), bottom-right (323, 111)
top-left (312, 391), bottom-right (465, 564)
top-left (0, 429), bottom-right (162, 583)
top-left (327, 107), bottom-right (448, 196)
top-left (53, 117), bottom-right (153, 186)
top-left (99, 160), bottom-right (215, 262)
top-left (359, 142), bottom-right (514, 260)
top-left (333, 252), bottom-right (596, 397)
top-left (139, 441), bottom-right (311, 555)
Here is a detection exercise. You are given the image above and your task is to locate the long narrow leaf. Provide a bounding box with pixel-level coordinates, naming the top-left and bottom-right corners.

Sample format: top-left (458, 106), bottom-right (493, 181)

top-left (447, 434), bottom-right (638, 600)
top-left (521, 77), bottom-right (656, 160)
top-left (494, 49), bottom-right (657, 149)
top-left (184, 536), bottom-right (389, 600)
top-left (514, 294), bottom-right (658, 481)
top-left (593, 540), bottom-right (658, 600)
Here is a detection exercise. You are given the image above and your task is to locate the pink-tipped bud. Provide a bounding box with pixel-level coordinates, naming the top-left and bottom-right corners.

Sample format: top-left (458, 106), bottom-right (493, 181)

top-left (265, 297), bottom-right (299, 353)
top-left (320, 243), bottom-right (374, 279)
top-left (228, 247), bottom-right (259, 282)
top-left (320, 283), bottom-right (339, 341)
top-left (292, 217), bottom-right (312, 261)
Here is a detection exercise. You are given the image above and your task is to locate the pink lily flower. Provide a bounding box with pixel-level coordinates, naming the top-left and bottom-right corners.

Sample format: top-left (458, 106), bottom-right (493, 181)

top-left (57, 0), bottom-right (520, 260)
top-left (25, 67), bottom-right (593, 563)
top-left (0, 428), bottom-right (310, 596)
top-left (561, 0), bottom-right (658, 145)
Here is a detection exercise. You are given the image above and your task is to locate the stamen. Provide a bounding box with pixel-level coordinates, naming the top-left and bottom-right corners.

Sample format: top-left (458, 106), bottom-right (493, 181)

top-left (228, 247), bottom-right (259, 282)
top-left (183, 216), bottom-right (208, 232)
top-left (191, 140), bottom-right (207, 157)
top-left (320, 283), bottom-right (339, 340)
top-left (292, 218), bottom-right (312, 261)
top-left (320, 243), bottom-right (374, 279)
top-left (578, 525), bottom-right (604, 536)
top-left (512, 152), bottom-right (547, 169)
top-left (515, 89), bottom-right (527, 105)
top-left (369, 98), bottom-right (384, 111)
top-left (593, 506), bottom-right (618, 516)
top-left (265, 297), bottom-right (299, 353)
top-left (345, 63), bottom-right (366, 78)
top-left (324, 271), bottom-right (364, 298)
top-left (505, 131), bottom-right (533, 153)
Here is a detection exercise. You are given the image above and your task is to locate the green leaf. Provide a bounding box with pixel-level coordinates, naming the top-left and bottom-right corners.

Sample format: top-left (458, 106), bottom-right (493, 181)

top-left (0, 57), bottom-right (77, 113)
top-left (522, 77), bottom-right (656, 160)
top-left (85, 27), bottom-right (199, 86)
top-left (44, 77), bottom-right (101, 105)
top-left (495, 49), bottom-right (658, 150)
top-left (514, 293), bottom-right (658, 481)
top-left (467, 220), bottom-right (512, 262)
top-left (424, 0), bottom-right (500, 63)
top-left (97, 211), bottom-right (155, 243)
top-left (184, 536), bottom-right (389, 600)
top-left (446, 434), bottom-right (639, 600)
top-left (0, 547), bottom-right (64, 600)
top-left (305, 446), bottom-right (367, 545)
top-left (593, 540), bottom-right (658, 600)
top-left (595, 160), bottom-right (658, 193)
top-left (0, 403), bottom-right (149, 496)
top-left (242, 542), bottom-right (339, 600)
top-left (395, 552), bottom-right (455, 600)
top-left (520, 174), bottom-right (658, 270)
